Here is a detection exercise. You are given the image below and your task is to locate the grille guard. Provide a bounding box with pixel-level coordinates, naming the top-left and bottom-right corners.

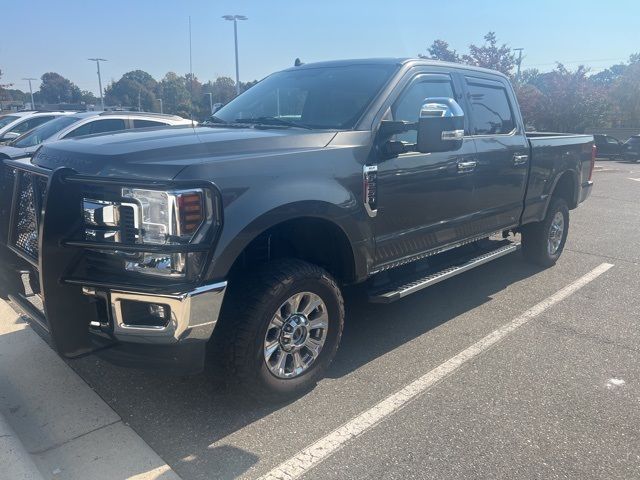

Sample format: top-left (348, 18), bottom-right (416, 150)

top-left (1, 158), bottom-right (223, 358)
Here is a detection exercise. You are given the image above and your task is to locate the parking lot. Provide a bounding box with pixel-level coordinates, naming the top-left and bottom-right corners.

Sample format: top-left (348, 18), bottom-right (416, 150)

top-left (18, 159), bottom-right (640, 479)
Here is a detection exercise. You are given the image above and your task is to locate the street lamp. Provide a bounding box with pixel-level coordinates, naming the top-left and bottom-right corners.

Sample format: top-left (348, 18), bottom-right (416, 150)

top-left (22, 78), bottom-right (37, 109)
top-left (222, 14), bottom-right (247, 96)
top-left (156, 98), bottom-right (163, 114)
top-left (204, 92), bottom-right (213, 114)
top-left (88, 58), bottom-right (107, 110)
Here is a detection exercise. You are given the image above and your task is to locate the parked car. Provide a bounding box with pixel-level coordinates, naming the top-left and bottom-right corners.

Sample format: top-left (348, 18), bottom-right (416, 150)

top-left (0, 111), bottom-right (76, 144)
top-left (593, 134), bottom-right (624, 159)
top-left (0, 111), bottom-right (193, 160)
top-left (622, 135), bottom-right (640, 162)
top-left (0, 59), bottom-right (594, 400)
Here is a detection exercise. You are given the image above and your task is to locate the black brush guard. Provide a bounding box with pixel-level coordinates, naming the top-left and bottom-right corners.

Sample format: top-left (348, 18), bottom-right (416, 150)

top-left (1, 159), bottom-right (220, 363)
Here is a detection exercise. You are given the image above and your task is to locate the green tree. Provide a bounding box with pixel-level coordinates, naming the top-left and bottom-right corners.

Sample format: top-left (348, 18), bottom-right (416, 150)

top-left (523, 64), bottom-right (609, 132)
top-left (420, 39), bottom-right (461, 63)
top-left (609, 57), bottom-right (640, 127)
top-left (105, 70), bottom-right (158, 111)
top-left (461, 32), bottom-right (516, 76)
top-left (38, 72), bottom-right (82, 103)
top-left (157, 72), bottom-right (191, 116)
top-left (422, 32), bottom-right (515, 76)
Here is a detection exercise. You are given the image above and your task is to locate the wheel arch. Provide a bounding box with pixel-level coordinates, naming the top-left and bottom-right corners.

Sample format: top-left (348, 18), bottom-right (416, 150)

top-left (205, 201), bottom-right (371, 285)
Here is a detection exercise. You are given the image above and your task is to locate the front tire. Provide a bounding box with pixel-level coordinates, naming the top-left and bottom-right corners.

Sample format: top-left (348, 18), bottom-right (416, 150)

top-left (220, 259), bottom-right (344, 400)
top-left (521, 197), bottom-right (569, 267)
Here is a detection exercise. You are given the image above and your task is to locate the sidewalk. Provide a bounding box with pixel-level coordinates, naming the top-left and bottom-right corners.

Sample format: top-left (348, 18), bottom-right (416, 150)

top-left (0, 297), bottom-right (182, 480)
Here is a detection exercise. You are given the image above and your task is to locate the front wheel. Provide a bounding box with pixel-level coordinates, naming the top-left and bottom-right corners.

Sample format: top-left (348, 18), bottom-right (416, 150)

top-left (521, 197), bottom-right (569, 267)
top-left (220, 259), bottom-right (344, 400)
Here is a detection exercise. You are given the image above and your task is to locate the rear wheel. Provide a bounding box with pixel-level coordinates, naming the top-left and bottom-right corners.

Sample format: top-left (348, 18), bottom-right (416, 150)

top-left (220, 259), bottom-right (344, 400)
top-left (521, 197), bottom-right (569, 267)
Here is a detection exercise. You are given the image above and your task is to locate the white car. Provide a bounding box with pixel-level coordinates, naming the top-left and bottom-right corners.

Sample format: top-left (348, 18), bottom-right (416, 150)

top-left (0, 111), bottom-right (193, 160)
top-left (0, 111), bottom-right (76, 144)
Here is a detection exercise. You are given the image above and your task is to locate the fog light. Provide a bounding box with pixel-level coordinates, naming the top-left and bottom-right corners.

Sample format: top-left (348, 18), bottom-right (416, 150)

top-left (148, 303), bottom-right (169, 320)
top-left (120, 300), bottom-right (171, 328)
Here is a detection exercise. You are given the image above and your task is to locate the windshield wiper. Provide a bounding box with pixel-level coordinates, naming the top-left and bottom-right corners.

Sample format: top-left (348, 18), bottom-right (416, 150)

top-left (234, 117), bottom-right (312, 130)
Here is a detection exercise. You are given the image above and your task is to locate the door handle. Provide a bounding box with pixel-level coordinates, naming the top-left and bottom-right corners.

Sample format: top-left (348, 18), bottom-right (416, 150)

top-left (457, 160), bottom-right (477, 173)
top-left (513, 154), bottom-right (529, 166)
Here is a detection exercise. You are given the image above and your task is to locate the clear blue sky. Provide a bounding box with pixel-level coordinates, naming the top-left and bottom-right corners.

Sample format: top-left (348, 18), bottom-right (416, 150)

top-left (1, 0), bottom-right (638, 95)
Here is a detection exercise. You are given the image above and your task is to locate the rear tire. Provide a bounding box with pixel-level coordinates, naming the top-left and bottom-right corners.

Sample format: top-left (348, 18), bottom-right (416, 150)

top-left (521, 197), bottom-right (569, 267)
top-left (219, 259), bottom-right (344, 401)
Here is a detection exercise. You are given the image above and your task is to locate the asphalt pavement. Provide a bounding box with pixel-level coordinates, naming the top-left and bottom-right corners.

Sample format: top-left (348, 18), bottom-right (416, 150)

top-left (64, 158), bottom-right (640, 480)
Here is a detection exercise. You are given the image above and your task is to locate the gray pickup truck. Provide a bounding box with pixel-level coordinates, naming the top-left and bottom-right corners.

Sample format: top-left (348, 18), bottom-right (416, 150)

top-left (0, 59), bottom-right (594, 399)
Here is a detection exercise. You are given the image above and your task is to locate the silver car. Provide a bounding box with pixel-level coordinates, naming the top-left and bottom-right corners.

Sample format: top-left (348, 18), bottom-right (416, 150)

top-left (0, 111), bottom-right (193, 160)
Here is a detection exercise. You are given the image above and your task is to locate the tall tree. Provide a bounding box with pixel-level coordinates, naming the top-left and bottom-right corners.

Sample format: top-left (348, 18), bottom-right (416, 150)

top-left (422, 32), bottom-right (516, 76)
top-left (609, 57), bottom-right (640, 127)
top-left (157, 72), bottom-right (191, 117)
top-left (105, 70), bottom-right (157, 111)
top-left (420, 40), bottom-right (461, 63)
top-left (462, 32), bottom-right (516, 76)
top-left (38, 72), bottom-right (82, 103)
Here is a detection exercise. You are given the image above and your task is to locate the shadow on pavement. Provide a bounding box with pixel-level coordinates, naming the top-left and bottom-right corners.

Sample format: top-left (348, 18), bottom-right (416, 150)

top-left (63, 252), bottom-right (543, 480)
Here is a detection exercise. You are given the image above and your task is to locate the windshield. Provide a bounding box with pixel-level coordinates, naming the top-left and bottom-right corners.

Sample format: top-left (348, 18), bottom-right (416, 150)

top-left (13, 116), bottom-right (81, 148)
top-left (0, 115), bottom-right (19, 129)
top-left (627, 136), bottom-right (640, 144)
top-left (213, 64), bottom-right (397, 129)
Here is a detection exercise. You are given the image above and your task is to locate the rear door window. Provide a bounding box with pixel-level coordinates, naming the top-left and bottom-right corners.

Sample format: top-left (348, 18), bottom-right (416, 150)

top-left (10, 115), bottom-right (55, 134)
top-left (65, 118), bottom-right (126, 138)
top-left (133, 119), bottom-right (168, 128)
top-left (465, 79), bottom-right (515, 135)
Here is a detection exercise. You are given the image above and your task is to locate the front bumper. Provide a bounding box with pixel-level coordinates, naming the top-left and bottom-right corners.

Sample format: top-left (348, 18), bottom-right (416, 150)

top-left (1, 158), bottom-right (226, 374)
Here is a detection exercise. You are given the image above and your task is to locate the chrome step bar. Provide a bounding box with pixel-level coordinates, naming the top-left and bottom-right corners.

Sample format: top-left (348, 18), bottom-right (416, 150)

top-left (369, 242), bottom-right (520, 304)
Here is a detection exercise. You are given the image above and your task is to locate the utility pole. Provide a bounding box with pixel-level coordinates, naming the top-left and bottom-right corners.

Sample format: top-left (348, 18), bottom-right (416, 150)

top-left (138, 88), bottom-right (141, 111)
top-left (88, 58), bottom-right (107, 110)
top-left (222, 15), bottom-right (248, 95)
top-left (22, 78), bottom-right (37, 109)
top-left (514, 48), bottom-right (524, 82)
top-left (204, 92), bottom-right (213, 114)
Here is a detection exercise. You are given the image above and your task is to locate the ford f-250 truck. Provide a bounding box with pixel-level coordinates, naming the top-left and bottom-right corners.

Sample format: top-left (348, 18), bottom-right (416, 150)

top-left (0, 59), bottom-right (594, 399)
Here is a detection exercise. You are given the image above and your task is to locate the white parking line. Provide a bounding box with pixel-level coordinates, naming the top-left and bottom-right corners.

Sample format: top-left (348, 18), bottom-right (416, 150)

top-left (259, 262), bottom-right (614, 480)
top-left (629, 178), bottom-right (640, 182)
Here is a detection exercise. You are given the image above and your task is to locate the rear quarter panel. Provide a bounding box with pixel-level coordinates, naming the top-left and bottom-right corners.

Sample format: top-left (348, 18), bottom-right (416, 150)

top-left (522, 133), bottom-right (594, 224)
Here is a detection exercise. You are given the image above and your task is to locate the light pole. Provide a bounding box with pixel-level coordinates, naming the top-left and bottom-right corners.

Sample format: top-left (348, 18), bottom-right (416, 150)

top-left (514, 48), bottom-right (524, 82)
top-left (204, 92), bottom-right (213, 114)
top-left (22, 78), bottom-right (37, 109)
top-left (88, 58), bottom-right (107, 110)
top-left (222, 14), bottom-right (247, 96)
top-left (156, 98), bottom-right (163, 114)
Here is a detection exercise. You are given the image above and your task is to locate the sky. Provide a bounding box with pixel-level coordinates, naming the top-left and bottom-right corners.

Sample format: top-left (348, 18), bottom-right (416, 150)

top-left (1, 0), bottom-right (639, 95)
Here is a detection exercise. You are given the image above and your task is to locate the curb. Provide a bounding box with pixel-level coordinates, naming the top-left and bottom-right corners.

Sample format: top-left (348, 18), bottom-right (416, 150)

top-left (0, 296), bottom-right (182, 480)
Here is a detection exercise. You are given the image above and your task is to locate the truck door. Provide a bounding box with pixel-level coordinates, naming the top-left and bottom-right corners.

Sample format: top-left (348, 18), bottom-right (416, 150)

top-left (464, 76), bottom-right (529, 231)
top-left (372, 72), bottom-right (479, 267)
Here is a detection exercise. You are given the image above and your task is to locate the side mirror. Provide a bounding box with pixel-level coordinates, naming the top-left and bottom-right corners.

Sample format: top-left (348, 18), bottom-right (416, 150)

top-left (417, 98), bottom-right (464, 153)
top-left (1, 132), bottom-right (20, 142)
top-left (212, 103), bottom-right (224, 114)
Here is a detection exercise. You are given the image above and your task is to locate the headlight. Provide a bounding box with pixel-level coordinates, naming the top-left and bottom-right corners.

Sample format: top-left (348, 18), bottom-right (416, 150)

top-left (83, 187), bottom-right (216, 278)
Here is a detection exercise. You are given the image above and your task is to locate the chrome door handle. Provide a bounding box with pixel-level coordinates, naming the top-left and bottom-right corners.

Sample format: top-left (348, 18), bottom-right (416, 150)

top-left (513, 154), bottom-right (529, 166)
top-left (457, 160), bottom-right (477, 173)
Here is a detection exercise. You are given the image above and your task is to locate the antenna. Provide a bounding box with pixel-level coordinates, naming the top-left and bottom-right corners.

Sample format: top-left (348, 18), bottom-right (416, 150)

top-left (189, 16), bottom-right (195, 126)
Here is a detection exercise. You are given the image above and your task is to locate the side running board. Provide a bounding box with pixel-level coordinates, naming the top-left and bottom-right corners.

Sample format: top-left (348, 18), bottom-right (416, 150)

top-left (369, 242), bottom-right (520, 304)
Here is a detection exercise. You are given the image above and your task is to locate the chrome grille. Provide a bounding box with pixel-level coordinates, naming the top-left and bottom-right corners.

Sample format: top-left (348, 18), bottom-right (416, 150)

top-left (12, 171), bottom-right (47, 260)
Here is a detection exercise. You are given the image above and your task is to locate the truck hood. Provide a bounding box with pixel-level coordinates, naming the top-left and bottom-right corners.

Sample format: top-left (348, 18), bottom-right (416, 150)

top-left (31, 125), bottom-right (336, 180)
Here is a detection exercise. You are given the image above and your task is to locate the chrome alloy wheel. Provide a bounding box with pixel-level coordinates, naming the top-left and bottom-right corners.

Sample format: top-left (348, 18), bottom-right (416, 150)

top-left (548, 211), bottom-right (565, 255)
top-left (264, 292), bottom-right (328, 379)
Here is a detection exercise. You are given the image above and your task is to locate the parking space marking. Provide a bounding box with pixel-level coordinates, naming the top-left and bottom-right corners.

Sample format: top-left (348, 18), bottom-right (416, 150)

top-left (258, 263), bottom-right (614, 480)
top-left (629, 178), bottom-right (640, 182)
